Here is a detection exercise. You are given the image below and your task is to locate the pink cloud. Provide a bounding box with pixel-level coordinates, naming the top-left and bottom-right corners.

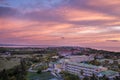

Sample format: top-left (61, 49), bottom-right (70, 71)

top-left (0, 0), bottom-right (120, 51)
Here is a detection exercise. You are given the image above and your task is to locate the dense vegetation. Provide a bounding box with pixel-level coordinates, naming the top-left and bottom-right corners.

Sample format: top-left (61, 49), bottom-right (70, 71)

top-left (0, 59), bottom-right (27, 80)
top-left (60, 71), bottom-right (80, 80)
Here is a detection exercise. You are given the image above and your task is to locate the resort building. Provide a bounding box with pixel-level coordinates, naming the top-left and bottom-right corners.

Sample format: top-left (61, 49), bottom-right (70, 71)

top-left (63, 61), bottom-right (119, 79)
top-left (49, 62), bottom-right (63, 73)
top-left (97, 70), bottom-right (119, 79)
top-left (64, 62), bottom-right (107, 76)
top-left (65, 55), bottom-right (94, 63)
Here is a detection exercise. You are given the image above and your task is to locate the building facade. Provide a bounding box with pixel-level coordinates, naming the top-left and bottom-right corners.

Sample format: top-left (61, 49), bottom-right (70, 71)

top-left (64, 62), bottom-right (107, 76)
top-left (63, 61), bottom-right (119, 79)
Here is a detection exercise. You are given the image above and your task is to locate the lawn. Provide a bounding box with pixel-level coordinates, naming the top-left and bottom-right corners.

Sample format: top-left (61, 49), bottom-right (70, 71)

top-left (27, 72), bottom-right (55, 80)
top-left (0, 58), bottom-right (20, 71)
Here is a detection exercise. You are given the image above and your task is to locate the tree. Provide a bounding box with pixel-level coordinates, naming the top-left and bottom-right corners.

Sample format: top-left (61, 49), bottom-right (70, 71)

top-left (13, 59), bottom-right (27, 80)
top-left (64, 76), bottom-right (71, 80)
top-left (89, 60), bottom-right (101, 66)
top-left (118, 64), bottom-right (120, 69)
top-left (0, 69), bottom-right (9, 80)
top-left (90, 73), bottom-right (98, 80)
top-left (10, 76), bottom-right (16, 80)
top-left (83, 76), bottom-right (90, 80)
top-left (61, 71), bottom-right (79, 80)
top-left (37, 69), bottom-right (42, 74)
top-left (102, 75), bottom-right (109, 80)
top-left (20, 59), bottom-right (27, 75)
top-left (104, 60), bottom-right (109, 65)
top-left (0, 47), bottom-right (7, 53)
top-left (114, 76), bottom-right (120, 80)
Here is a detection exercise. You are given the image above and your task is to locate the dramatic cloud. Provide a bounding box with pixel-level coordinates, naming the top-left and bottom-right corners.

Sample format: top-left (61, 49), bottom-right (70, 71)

top-left (106, 40), bottom-right (120, 42)
top-left (0, 6), bottom-right (19, 18)
top-left (0, 0), bottom-right (120, 51)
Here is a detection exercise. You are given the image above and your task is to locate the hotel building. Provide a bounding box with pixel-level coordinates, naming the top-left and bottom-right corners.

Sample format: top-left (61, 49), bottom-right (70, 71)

top-left (63, 61), bottom-right (119, 79)
top-left (64, 62), bottom-right (107, 76)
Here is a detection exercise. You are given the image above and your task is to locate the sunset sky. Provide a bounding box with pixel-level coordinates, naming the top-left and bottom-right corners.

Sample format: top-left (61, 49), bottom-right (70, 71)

top-left (0, 0), bottom-right (120, 51)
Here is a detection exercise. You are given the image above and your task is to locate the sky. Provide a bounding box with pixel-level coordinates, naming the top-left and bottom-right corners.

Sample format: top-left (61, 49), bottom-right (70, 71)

top-left (0, 0), bottom-right (120, 52)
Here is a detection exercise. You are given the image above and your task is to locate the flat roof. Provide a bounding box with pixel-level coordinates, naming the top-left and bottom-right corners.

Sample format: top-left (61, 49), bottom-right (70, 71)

top-left (99, 70), bottom-right (119, 77)
top-left (66, 62), bottom-right (100, 69)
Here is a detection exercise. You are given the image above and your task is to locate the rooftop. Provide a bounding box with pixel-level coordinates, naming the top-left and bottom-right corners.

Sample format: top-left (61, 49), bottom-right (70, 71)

top-left (98, 70), bottom-right (119, 77)
top-left (67, 62), bottom-right (101, 69)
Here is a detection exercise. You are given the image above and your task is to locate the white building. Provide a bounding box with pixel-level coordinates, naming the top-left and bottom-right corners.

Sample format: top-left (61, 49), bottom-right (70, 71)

top-left (97, 70), bottom-right (119, 79)
top-left (65, 55), bottom-right (94, 63)
top-left (64, 62), bottom-right (108, 76)
top-left (49, 62), bottom-right (63, 73)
